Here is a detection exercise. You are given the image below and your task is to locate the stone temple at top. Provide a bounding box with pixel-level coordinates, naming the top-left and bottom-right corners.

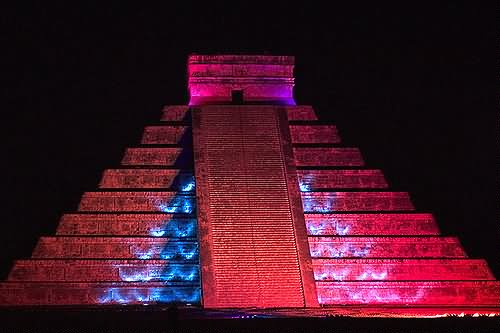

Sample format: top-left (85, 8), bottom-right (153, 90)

top-left (0, 54), bottom-right (498, 318)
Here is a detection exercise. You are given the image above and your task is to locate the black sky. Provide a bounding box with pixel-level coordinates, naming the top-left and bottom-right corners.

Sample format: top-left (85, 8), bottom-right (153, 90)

top-left (1, 3), bottom-right (497, 277)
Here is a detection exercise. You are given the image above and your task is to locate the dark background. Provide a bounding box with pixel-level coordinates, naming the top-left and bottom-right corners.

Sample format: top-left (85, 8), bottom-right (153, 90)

top-left (1, 2), bottom-right (497, 280)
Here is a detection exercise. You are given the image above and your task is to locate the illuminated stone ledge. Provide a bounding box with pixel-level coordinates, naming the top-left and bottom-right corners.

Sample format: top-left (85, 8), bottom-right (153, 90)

top-left (312, 258), bottom-right (494, 281)
top-left (160, 105), bottom-right (318, 122)
top-left (141, 126), bottom-right (190, 145)
top-left (302, 192), bottom-right (414, 212)
top-left (304, 213), bottom-right (439, 235)
top-left (99, 169), bottom-right (194, 190)
top-left (293, 147), bottom-right (364, 166)
top-left (289, 125), bottom-right (340, 144)
top-left (57, 213), bottom-right (197, 237)
top-left (188, 55), bottom-right (295, 65)
top-left (78, 192), bottom-right (195, 213)
top-left (188, 55), bottom-right (295, 105)
top-left (8, 259), bottom-right (199, 282)
top-left (32, 237), bottom-right (198, 260)
top-left (121, 147), bottom-right (192, 167)
top-left (0, 282), bottom-right (200, 305)
top-left (308, 236), bottom-right (466, 258)
top-left (316, 281), bottom-right (500, 306)
top-left (298, 170), bottom-right (388, 190)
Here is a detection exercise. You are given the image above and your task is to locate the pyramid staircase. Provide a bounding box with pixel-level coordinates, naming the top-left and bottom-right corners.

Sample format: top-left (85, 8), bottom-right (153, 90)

top-left (0, 106), bottom-right (201, 305)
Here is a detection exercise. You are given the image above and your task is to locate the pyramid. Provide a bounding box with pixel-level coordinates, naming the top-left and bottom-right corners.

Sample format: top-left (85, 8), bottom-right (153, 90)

top-left (0, 55), bottom-right (498, 317)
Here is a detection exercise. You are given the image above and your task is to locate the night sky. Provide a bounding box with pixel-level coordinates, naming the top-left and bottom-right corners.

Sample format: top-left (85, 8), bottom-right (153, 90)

top-left (1, 3), bottom-right (497, 279)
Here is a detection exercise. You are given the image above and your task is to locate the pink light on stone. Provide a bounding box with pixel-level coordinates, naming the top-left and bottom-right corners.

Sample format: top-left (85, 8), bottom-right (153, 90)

top-left (316, 281), bottom-right (500, 306)
top-left (312, 259), bottom-right (495, 281)
top-left (187, 55), bottom-right (296, 105)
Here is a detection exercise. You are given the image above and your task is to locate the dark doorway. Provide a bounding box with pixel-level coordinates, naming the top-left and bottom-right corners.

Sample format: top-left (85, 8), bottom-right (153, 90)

top-left (231, 90), bottom-right (243, 104)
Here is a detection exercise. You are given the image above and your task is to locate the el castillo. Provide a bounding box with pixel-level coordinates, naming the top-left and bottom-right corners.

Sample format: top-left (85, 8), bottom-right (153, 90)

top-left (1, 3), bottom-right (497, 331)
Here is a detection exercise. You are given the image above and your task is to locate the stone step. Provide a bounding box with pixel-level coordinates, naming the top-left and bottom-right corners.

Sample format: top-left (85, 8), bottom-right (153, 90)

top-left (308, 236), bottom-right (466, 258)
top-left (298, 170), bottom-right (388, 190)
top-left (289, 125), bottom-right (340, 144)
top-left (99, 169), bottom-right (195, 190)
top-left (161, 105), bottom-right (318, 122)
top-left (312, 259), bottom-right (495, 281)
top-left (285, 106), bottom-right (318, 120)
top-left (159, 105), bottom-right (320, 123)
top-left (8, 259), bottom-right (200, 283)
top-left (302, 192), bottom-right (414, 212)
top-left (315, 281), bottom-right (500, 306)
top-left (161, 105), bottom-right (190, 122)
top-left (78, 192), bottom-right (195, 213)
top-left (57, 213), bottom-right (197, 237)
top-left (141, 126), bottom-right (191, 145)
top-left (304, 213), bottom-right (439, 235)
top-left (121, 147), bottom-right (193, 167)
top-left (32, 237), bottom-right (199, 260)
top-left (293, 148), bottom-right (364, 166)
top-left (0, 282), bottom-right (200, 305)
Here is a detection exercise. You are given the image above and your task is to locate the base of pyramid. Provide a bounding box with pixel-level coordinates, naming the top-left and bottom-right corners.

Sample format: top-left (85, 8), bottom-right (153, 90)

top-left (0, 302), bottom-right (498, 319)
top-left (0, 282), bottom-right (200, 305)
top-left (238, 306), bottom-right (500, 318)
top-left (1, 281), bottom-right (498, 308)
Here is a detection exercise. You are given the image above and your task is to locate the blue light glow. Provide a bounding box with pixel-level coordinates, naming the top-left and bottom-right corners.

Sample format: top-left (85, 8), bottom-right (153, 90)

top-left (157, 196), bottom-right (195, 213)
top-left (137, 251), bottom-right (154, 260)
top-left (117, 289), bottom-right (148, 303)
top-left (101, 176), bottom-right (201, 305)
top-left (160, 243), bottom-right (199, 261)
top-left (311, 243), bottom-right (371, 258)
top-left (299, 174), bottom-right (313, 192)
top-left (160, 265), bottom-right (199, 282)
top-left (333, 287), bottom-right (427, 304)
top-left (307, 223), bottom-right (325, 235)
top-left (302, 196), bottom-right (335, 213)
top-left (315, 268), bottom-right (351, 281)
top-left (118, 265), bottom-right (200, 282)
top-left (181, 199), bottom-right (193, 214)
top-left (96, 286), bottom-right (201, 304)
top-left (357, 270), bottom-right (387, 280)
top-left (335, 224), bottom-right (350, 235)
top-left (306, 220), bottom-right (351, 236)
top-left (149, 218), bottom-right (197, 238)
top-left (299, 182), bottom-right (311, 192)
top-left (149, 287), bottom-right (201, 303)
top-left (131, 242), bottom-right (199, 261)
top-left (180, 178), bottom-right (196, 192)
top-left (120, 271), bottom-right (153, 282)
top-left (150, 230), bottom-right (166, 237)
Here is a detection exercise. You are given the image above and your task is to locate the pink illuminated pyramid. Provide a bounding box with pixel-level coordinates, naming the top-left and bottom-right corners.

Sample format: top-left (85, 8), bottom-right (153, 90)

top-left (0, 55), bottom-right (498, 317)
